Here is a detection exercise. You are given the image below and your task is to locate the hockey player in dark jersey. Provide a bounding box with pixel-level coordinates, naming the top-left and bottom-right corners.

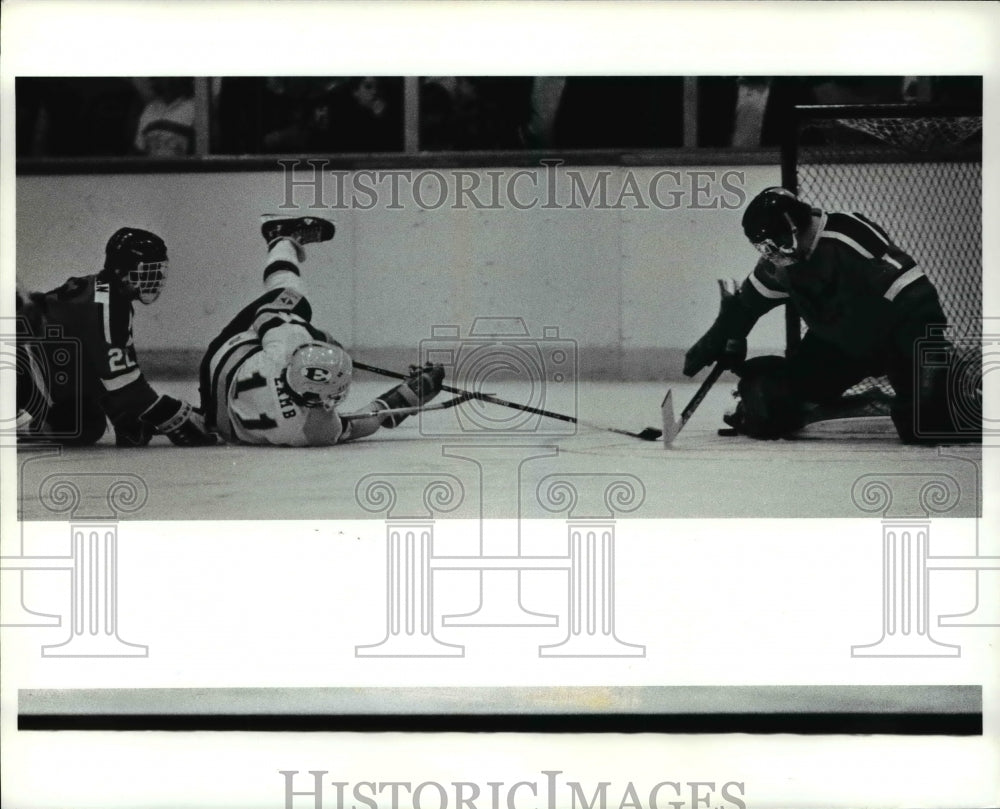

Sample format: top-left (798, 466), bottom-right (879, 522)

top-left (198, 215), bottom-right (445, 446)
top-left (683, 186), bottom-right (979, 444)
top-left (16, 228), bottom-right (217, 447)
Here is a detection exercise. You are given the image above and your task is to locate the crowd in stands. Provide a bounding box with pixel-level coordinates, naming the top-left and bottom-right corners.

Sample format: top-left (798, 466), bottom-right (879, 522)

top-left (15, 75), bottom-right (982, 158)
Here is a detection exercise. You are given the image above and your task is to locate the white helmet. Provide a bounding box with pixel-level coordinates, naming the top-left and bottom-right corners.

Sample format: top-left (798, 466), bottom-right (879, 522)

top-left (285, 341), bottom-right (352, 409)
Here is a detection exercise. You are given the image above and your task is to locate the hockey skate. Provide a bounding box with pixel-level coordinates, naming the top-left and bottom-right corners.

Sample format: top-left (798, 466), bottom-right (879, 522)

top-left (260, 214), bottom-right (336, 248)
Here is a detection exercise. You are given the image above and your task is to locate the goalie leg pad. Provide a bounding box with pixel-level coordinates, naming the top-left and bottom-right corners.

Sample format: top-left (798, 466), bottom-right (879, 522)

top-left (726, 355), bottom-right (805, 439)
top-left (890, 354), bottom-right (981, 445)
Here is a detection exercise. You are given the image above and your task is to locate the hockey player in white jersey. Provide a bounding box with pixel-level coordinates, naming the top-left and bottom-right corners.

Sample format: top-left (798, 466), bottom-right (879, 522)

top-left (199, 215), bottom-right (444, 446)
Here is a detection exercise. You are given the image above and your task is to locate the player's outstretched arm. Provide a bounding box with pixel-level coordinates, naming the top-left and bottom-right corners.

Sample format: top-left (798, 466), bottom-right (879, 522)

top-left (683, 279), bottom-right (757, 377)
top-left (374, 363), bottom-right (445, 427)
top-left (337, 363), bottom-right (447, 442)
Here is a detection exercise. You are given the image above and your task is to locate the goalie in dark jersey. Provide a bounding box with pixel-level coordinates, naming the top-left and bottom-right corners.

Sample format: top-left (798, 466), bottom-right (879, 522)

top-left (198, 215), bottom-right (445, 446)
top-left (16, 228), bottom-right (217, 446)
top-left (683, 186), bottom-right (980, 444)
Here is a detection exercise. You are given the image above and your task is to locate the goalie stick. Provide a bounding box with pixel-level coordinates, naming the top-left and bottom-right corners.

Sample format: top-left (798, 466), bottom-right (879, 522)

top-left (353, 360), bottom-right (662, 441)
top-left (661, 361), bottom-right (725, 447)
top-left (661, 278), bottom-right (739, 447)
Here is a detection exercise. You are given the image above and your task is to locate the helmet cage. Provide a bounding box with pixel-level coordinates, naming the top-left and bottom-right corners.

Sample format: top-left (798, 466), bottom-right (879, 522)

top-left (126, 260), bottom-right (169, 304)
top-left (285, 342), bottom-right (352, 410)
top-left (751, 211), bottom-right (799, 264)
top-left (105, 227), bottom-right (168, 304)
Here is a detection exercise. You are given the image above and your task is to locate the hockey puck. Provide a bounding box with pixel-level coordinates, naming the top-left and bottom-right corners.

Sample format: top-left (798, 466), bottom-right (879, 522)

top-left (717, 427), bottom-right (739, 437)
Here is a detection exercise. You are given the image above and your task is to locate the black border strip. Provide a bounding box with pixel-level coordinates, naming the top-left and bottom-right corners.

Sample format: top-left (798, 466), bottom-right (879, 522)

top-left (18, 712), bottom-right (982, 735)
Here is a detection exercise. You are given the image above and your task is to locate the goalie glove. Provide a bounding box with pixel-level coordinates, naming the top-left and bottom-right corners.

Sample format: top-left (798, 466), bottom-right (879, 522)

top-left (140, 395), bottom-right (218, 446)
top-left (374, 363), bottom-right (445, 428)
top-left (683, 279), bottom-right (755, 377)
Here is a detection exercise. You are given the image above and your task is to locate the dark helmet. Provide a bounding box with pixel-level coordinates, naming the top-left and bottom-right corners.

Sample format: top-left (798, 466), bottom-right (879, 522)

top-left (741, 187), bottom-right (814, 263)
top-left (103, 227), bottom-right (169, 304)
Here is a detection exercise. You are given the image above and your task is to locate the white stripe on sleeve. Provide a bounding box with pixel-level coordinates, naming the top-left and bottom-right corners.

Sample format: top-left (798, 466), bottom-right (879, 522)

top-left (749, 272), bottom-right (790, 300)
top-left (102, 368), bottom-right (141, 391)
top-left (95, 287), bottom-right (111, 343)
top-left (884, 267), bottom-right (926, 301)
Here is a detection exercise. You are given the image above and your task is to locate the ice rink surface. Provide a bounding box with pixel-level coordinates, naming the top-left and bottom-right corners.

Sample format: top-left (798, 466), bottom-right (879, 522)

top-left (16, 379), bottom-right (983, 521)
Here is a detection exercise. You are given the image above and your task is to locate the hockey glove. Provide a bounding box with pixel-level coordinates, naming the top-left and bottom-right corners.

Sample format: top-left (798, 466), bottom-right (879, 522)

top-left (140, 395), bottom-right (218, 446)
top-left (374, 363), bottom-right (446, 428)
top-left (115, 417), bottom-right (156, 447)
top-left (724, 355), bottom-right (804, 439)
top-left (683, 280), bottom-right (756, 377)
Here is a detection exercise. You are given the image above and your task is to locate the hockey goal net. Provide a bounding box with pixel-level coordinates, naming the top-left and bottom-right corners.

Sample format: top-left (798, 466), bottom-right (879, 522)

top-left (782, 103), bottom-right (982, 396)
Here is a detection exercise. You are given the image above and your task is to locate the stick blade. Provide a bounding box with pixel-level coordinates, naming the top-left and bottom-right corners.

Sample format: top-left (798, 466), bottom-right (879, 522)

top-left (660, 390), bottom-right (678, 447)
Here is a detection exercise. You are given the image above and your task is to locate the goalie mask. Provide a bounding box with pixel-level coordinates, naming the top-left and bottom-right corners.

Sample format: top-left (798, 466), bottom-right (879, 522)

top-left (104, 227), bottom-right (169, 304)
top-left (285, 341), bottom-right (353, 409)
top-left (741, 187), bottom-right (813, 267)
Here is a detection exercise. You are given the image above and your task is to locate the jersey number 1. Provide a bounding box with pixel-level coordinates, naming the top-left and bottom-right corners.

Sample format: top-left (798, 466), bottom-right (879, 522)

top-left (232, 372), bottom-right (278, 431)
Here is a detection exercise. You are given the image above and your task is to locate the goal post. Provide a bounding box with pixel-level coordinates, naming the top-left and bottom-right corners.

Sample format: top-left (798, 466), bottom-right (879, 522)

top-left (781, 102), bottom-right (983, 395)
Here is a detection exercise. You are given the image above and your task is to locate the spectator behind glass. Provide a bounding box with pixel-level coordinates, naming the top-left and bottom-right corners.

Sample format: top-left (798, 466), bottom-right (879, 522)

top-left (215, 77), bottom-right (312, 154)
top-left (134, 78), bottom-right (196, 156)
top-left (553, 77), bottom-right (684, 149)
top-left (17, 77), bottom-right (141, 157)
top-left (215, 77), bottom-right (402, 154)
top-left (334, 76), bottom-right (403, 152)
top-left (418, 77), bottom-right (534, 150)
top-left (697, 77), bottom-right (817, 148)
top-left (419, 79), bottom-right (457, 150)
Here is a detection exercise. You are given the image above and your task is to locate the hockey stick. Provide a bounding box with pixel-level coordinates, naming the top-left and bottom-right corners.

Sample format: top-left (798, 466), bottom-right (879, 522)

top-left (353, 360), bottom-right (662, 441)
top-left (661, 361), bottom-right (726, 447)
top-left (661, 278), bottom-right (739, 447)
top-left (340, 391), bottom-right (478, 422)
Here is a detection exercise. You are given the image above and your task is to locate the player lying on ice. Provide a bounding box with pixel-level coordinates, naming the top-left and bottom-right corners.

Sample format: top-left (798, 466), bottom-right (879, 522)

top-left (16, 227), bottom-right (218, 447)
top-left (198, 215), bottom-right (445, 446)
top-left (683, 187), bottom-right (980, 445)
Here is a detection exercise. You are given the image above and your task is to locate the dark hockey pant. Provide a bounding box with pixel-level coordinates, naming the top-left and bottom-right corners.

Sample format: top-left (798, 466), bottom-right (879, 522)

top-left (15, 297), bottom-right (107, 445)
top-left (738, 281), bottom-right (978, 443)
